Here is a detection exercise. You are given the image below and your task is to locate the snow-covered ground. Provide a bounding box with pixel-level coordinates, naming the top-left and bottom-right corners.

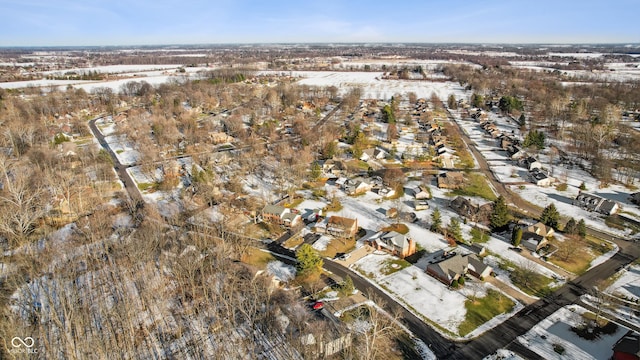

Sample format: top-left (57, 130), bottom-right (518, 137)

top-left (260, 70), bottom-right (470, 101)
top-left (483, 349), bottom-right (525, 360)
top-left (0, 66), bottom-right (208, 91)
top-left (605, 265), bottom-right (640, 301)
top-left (517, 305), bottom-right (628, 360)
top-left (351, 251), bottom-right (522, 337)
top-left (450, 108), bottom-right (637, 237)
top-left (104, 134), bottom-right (140, 165)
top-left (266, 261), bottom-right (296, 283)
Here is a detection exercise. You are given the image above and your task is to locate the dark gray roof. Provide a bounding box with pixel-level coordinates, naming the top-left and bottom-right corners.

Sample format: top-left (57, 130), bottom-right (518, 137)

top-left (613, 330), bottom-right (640, 356)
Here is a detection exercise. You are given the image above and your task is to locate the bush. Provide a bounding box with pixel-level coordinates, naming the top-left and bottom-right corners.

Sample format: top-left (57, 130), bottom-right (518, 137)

top-left (451, 279), bottom-right (459, 288)
top-left (556, 183), bottom-right (568, 191)
top-left (458, 277), bottom-right (466, 286)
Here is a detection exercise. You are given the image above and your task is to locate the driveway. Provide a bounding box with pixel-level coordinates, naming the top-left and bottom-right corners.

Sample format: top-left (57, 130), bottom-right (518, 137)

top-left (333, 244), bottom-right (375, 267)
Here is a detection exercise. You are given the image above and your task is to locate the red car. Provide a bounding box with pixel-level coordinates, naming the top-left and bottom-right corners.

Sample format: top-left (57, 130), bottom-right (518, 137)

top-left (312, 301), bottom-right (324, 310)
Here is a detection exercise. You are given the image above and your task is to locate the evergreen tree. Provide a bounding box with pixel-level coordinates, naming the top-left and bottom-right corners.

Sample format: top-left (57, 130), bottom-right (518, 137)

top-left (448, 217), bottom-right (462, 242)
top-left (382, 104), bottom-right (396, 123)
top-left (430, 208), bottom-right (442, 233)
top-left (512, 226), bottom-right (523, 246)
top-left (490, 196), bottom-right (509, 230)
top-left (471, 93), bottom-right (484, 108)
top-left (565, 218), bottom-right (578, 234)
top-left (518, 113), bottom-right (526, 126)
top-left (309, 161), bottom-right (322, 181)
top-left (296, 244), bottom-right (323, 278)
top-left (447, 94), bottom-right (458, 109)
top-left (342, 275), bottom-right (355, 295)
top-left (523, 130), bottom-right (546, 150)
top-left (540, 203), bottom-right (560, 229)
top-left (577, 219), bottom-right (587, 238)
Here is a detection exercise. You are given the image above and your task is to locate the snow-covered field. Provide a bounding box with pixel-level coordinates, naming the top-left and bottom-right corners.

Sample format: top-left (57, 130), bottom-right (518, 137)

top-left (0, 66), bottom-right (208, 91)
top-left (517, 305), bottom-right (627, 360)
top-left (260, 70), bottom-right (470, 101)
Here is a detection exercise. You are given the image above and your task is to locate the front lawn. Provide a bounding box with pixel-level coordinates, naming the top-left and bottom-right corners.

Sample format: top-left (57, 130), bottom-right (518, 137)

top-left (451, 173), bottom-right (497, 201)
top-left (242, 247), bottom-right (275, 269)
top-left (381, 258), bottom-right (411, 275)
top-left (319, 238), bottom-right (355, 258)
top-left (458, 289), bottom-right (515, 336)
top-left (283, 236), bottom-right (303, 249)
top-left (510, 264), bottom-right (554, 297)
top-left (550, 236), bottom-right (612, 275)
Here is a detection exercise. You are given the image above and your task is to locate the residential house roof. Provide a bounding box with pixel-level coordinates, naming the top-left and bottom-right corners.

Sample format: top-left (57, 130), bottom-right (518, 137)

top-left (438, 172), bottom-right (465, 188)
top-left (613, 330), bottom-right (640, 357)
top-left (263, 205), bottom-right (287, 217)
top-left (427, 253), bottom-right (469, 283)
top-left (376, 231), bottom-right (409, 251)
top-left (574, 192), bottom-right (619, 215)
top-left (449, 196), bottom-right (493, 223)
top-left (526, 222), bottom-right (555, 237)
top-left (467, 255), bottom-right (491, 276)
top-left (327, 216), bottom-right (357, 230)
top-left (521, 232), bottom-right (547, 252)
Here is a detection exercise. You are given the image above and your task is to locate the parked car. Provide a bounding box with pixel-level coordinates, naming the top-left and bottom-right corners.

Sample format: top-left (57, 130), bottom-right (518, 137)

top-left (338, 253), bottom-right (351, 261)
top-left (312, 301), bottom-right (324, 310)
top-left (508, 247), bottom-right (522, 253)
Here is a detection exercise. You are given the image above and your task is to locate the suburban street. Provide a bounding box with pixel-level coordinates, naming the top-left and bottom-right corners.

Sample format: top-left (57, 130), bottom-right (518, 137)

top-left (88, 117), bottom-right (143, 203)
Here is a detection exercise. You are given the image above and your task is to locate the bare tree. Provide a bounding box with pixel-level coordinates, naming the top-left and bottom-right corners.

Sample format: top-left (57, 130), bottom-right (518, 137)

top-left (0, 157), bottom-right (49, 246)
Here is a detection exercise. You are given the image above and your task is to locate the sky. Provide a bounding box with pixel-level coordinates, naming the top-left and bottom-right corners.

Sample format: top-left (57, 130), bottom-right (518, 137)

top-left (0, 0), bottom-right (639, 46)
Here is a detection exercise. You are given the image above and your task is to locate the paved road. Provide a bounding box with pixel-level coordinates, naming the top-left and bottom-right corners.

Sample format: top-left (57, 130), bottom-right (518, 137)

top-left (88, 116), bottom-right (143, 203)
top-left (445, 110), bottom-right (539, 216)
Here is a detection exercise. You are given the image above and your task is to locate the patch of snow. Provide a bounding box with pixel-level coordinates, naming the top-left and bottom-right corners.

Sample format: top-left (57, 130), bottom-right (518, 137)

top-left (266, 261), bottom-right (296, 283)
top-left (517, 305), bottom-right (628, 360)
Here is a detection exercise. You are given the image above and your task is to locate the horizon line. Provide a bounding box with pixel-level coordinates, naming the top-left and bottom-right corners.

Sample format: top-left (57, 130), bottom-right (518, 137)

top-left (1, 41), bottom-right (640, 50)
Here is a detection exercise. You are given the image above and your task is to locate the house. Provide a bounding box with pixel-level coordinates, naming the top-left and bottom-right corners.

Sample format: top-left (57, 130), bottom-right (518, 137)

top-left (414, 200), bottom-right (429, 211)
top-left (437, 172), bottom-right (465, 189)
top-left (449, 196), bottom-right (493, 224)
top-left (377, 186), bottom-right (396, 198)
top-left (323, 159), bottom-right (346, 176)
top-left (262, 205), bottom-right (301, 228)
top-left (526, 222), bottom-right (555, 238)
top-left (360, 147), bottom-right (387, 162)
top-left (369, 231), bottom-right (416, 259)
top-left (405, 185), bottom-right (431, 200)
top-left (426, 253), bottom-right (492, 286)
top-left (520, 156), bottom-right (542, 171)
top-left (521, 232), bottom-right (549, 252)
top-left (344, 178), bottom-right (373, 195)
top-left (574, 192), bottom-right (619, 215)
top-left (612, 330), bottom-right (640, 360)
top-left (414, 186), bottom-right (431, 200)
top-left (510, 148), bottom-right (528, 160)
top-left (326, 216), bottom-right (358, 238)
top-left (530, 168), bottom-right (554, 187)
